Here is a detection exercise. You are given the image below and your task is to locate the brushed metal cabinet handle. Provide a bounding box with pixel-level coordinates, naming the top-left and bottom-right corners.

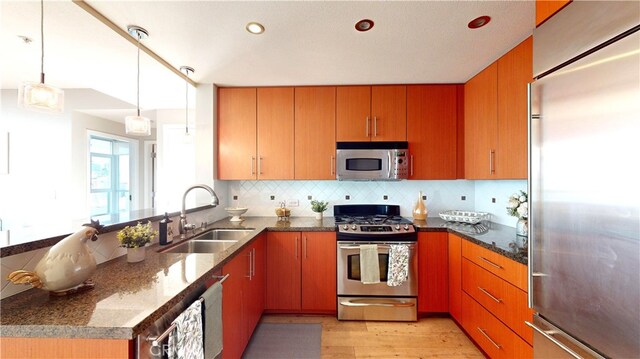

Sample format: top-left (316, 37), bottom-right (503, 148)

top-left (246, 251), bottom-right (252, 279)
top-left (477, 327), bottom-right (502, 349)
top-left (525, 321), bottom-right (582, 359)
top-left (295, 236), bottom-right (299, 259)
top-left (478, 287), bottom-right (502, 303)
top-left (410, 155), bottom-right (414, 177)
top-left (258, 157), bottom-right (263, 175)
top-left (489, 150), bottom-right (495, 174)
top-left (250, 156), bottom-right (255, 176)
top-left (365, 116), bottom-right (370, 137)
top-left (252, 248), bottom-right (256, 277)
top-left (479, 256), bottom-right (503, 269)
top-left (331, 156), bottom-right (335, 175)
top-left (373, 116), bottom-right (378, 137)
top-left (304, 236), bottom-right (308, 258)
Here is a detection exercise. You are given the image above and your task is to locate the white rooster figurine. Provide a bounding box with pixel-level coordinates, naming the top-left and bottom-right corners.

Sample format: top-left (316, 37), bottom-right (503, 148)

top-left (7, 220), bottom-right (104, 295)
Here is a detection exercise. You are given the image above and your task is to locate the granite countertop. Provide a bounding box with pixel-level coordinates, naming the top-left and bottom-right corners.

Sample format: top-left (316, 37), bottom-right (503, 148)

top-left (0, 215), bottom-right (525, 340)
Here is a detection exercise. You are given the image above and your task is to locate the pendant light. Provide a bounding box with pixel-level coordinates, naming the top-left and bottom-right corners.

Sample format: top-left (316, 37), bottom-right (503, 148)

top-left (179, 66), bottom-right (194, 141)
top-left (125, 25), bottom-right (151, 136)
top-left (18, 0), bottom-right (64, 112)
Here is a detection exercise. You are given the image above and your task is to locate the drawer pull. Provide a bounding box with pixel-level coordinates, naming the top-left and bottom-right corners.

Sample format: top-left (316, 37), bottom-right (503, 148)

top-left (479, 256), bottom-right (503, 269)
top-left (478, 287), bottom-right (502, 303)
top-left (477, 327), bottom-right (502, 349)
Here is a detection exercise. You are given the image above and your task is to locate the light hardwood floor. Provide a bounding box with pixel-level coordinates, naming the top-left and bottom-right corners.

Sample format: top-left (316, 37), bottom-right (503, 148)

top-left (261, 315), bottom-right (485, 358)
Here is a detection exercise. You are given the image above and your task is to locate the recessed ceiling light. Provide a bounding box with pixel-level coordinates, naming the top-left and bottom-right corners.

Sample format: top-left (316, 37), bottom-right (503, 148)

top-left (246, 22), bottom-right (265, 34)
top-left (355, 19), bottom-right (374, 32)
top-left (468, 16), bottom-right (491, 29)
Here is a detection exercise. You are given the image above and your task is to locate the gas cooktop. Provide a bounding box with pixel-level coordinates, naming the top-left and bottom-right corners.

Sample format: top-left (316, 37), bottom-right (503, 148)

top-left (333, 204), bottom-right (416, 237)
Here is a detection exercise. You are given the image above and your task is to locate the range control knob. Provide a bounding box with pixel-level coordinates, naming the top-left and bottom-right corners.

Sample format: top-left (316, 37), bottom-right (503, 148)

top-left (395, 224), bottom-right (400, 230)
top-left (351, 224), bottom-right (357, 230)
top-left (342, 224), bottom-right (349, 230)
top-left (404, 224), bottom-right (410, 231)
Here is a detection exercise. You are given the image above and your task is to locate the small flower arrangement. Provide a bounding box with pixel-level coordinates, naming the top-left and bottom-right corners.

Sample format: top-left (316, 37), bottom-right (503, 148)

top-left (310, 200), bottom-right (329, 213)
top-left (507, 190), bottom-right (528, 219)
top-left (117, 221), bottom-right (158, 248)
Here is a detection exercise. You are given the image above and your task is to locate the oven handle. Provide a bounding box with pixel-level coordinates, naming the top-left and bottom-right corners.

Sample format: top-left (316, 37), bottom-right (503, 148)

top-left (339, 299), bottom-right (416, 308)
top-left (339, 244), bottom-right (416, 250)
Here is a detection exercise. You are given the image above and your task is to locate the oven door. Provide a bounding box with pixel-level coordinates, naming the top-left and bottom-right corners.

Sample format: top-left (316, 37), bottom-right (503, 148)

top-left (337, 241), bottom-right (417, 297)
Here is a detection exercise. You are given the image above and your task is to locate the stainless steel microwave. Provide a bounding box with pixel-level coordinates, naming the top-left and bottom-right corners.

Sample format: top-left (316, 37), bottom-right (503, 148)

top-left (336, 142), bottom-right (409, 181)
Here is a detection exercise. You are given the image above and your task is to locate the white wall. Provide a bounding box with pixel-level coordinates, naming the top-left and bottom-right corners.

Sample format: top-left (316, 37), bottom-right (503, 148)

top-left (474, 180), bottom-right (527, 226)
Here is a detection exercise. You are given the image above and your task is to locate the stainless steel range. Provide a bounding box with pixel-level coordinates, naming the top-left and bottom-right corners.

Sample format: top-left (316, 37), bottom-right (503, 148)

top-left (335, 204), bottom-right (418, 321)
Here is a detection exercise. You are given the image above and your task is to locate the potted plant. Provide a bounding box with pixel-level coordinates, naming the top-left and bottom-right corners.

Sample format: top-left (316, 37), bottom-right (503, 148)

top-left (117, 221), bottom-right (158, 262)
top-left (310, 200), bottom-right (329, 220)
top-left (507, 190), bottom-right (528, 237)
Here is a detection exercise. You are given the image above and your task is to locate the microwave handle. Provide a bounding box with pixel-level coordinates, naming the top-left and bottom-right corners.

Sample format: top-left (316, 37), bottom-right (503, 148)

top-left (387, 151), bottom-right (392, 178)
top-left (339, 244), bottom-right (416, 250)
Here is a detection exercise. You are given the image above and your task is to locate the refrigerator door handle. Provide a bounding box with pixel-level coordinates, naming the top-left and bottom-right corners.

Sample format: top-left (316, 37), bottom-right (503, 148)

top-left (525, 321), bottom-right (582, 359)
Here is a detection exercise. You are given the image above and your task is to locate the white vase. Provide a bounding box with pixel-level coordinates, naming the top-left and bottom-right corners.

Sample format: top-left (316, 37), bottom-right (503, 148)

top-left (516, 218), bottom-right (528, 237)
top-left (127, 246), bottom-right (146, 263)
top-left (314, 212), bottom-right (323, 220)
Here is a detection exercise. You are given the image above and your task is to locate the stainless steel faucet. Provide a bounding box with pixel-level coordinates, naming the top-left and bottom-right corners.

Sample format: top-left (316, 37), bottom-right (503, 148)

top-left (179, 184), bottom-right (220, 236)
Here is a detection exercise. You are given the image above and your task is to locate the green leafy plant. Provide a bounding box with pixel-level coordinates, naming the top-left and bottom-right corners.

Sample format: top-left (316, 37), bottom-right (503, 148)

top-left (310, 200), bottom-right (329, 213)
top-left (117, 221), bottom-right (158, 248)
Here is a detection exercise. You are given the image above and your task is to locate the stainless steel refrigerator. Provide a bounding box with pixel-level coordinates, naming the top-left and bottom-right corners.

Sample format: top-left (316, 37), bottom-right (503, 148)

top-left (529, 1), bottom-right (640, 358)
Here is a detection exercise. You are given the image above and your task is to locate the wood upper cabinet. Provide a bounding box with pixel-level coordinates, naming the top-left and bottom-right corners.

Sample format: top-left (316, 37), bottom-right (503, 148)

top-left (407, 85), bottom-right (459, 179)
top-left (266, 231), bottom-right (301, 311)
top-left (464, 36), bottom-right (532, 179)
top-left (257, 87), bottom-right (294, 179)
top-left (218, 87), bottom-right (294, 180)
top-left (301, 232), bottom-right (337, 312)
top-left (294, 87), bottom-right (336, 180)
top-left (448, 233), bottom-right (463, 322)
top-left (336, 85), bottom-right (407, 142)
top-left (218, 87), bottom-right (257, 180)
top-left (536, 0), bottom-right (571, 26)
top-left (418, 232), bottom-right (449, 312)
top-left (496, 36), bottom-right (532, 179)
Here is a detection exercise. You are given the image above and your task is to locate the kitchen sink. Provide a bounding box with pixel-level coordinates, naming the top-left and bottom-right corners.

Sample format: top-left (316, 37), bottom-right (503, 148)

top-left (162, 239), bottom-right (239, 254)
top-left (160, 228), bottom-right (254, 254)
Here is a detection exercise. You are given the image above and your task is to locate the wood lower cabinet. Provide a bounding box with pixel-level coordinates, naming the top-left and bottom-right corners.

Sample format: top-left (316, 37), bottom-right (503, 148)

top-left (294, 87), bottom-right (336, 180)
top-left (222, 234), bottom-right (265, 359)
top-left (266, 231), bottom-right (336, 313)
top-left (418, 232), bottom-right (449, 312)
top-left (407, 85), bottom-right (460, 179)
top-left (461, 239), bottom-right (528, 291)
top-left (336, 85), bottom-right (407, 142)
top-left (0, 337), bottom-right (132, 358)
top-left (462, 293), bottom-right (532, 359)
top-left (536, 0), bottom-right (571, 26)
top-left (448, 233), bottom-right (463, 322)
top-left (464, 37), bottom-right (532, 179)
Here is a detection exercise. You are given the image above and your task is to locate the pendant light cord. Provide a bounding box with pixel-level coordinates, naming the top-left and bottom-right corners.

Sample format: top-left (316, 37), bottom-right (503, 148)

top-left (136, 33), bottom-right (141, 117)
top-left (40, 0), bottom-right (45, 83)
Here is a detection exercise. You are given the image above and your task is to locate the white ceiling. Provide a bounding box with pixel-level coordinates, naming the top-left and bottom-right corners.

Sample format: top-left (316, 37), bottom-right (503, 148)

top-left (2, 0), bottom-right (535, 110)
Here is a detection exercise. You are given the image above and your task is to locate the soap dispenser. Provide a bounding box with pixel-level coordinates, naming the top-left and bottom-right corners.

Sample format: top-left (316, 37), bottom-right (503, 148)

top-left (159, 213), bottom-right (173, 245)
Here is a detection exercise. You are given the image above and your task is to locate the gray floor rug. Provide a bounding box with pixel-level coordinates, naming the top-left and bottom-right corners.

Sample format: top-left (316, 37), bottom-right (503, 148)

top-left (242, 323), bottom-right (322, 359)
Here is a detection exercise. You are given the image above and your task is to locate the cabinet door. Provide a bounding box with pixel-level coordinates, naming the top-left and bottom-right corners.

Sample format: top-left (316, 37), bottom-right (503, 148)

top-left (301, 232), bottom-right (337, 312)
top-left (294, 87), bottom-right (336, 180)
top-left (218, 87), bottom-right (257, 180)
top-left (245, 234), bottom-right (266, 340)
top-left (266, 231), bottom-right (301, 310)
top-left (448, 233), bottom-right (462, 322)
top-left (407, 85), bottom-right (458, 179)
top-left (536, 0), bottom-right (570, 26)
top-left (464, 63), bottom-right (498, 179)
top-left (496, 37), bottom-right (532, 179)
top-left (222, 248), bottom-right (247, 359)
top-left (336, 86), bottom-right (372, 141)
top-left (257, 87), bottom-right (294, 179)
top-left (418, 232), bottom-right (449, 312)
top-left (371, 85), bottom-right (407, 141)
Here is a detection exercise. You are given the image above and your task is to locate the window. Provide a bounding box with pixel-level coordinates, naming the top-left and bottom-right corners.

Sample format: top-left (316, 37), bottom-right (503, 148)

top-left (89, 136), bottom-right (132, 217)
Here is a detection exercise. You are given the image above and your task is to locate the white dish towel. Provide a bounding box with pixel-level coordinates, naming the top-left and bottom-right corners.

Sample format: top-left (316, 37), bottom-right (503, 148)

top-left (168, 299), bottom-right (204, 359)
top-left (387, 244), bottom-right (409, 287)
top-left (360, 244), bottom-right (380, 284)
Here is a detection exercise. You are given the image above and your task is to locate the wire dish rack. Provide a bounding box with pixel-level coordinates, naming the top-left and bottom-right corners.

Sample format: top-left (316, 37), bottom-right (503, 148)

top-left (439, 210), bottom-right (490, 225)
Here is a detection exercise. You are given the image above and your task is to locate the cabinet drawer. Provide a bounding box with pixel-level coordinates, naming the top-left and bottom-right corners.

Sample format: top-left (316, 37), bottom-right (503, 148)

top-left (462, 240), bottom-right (527, 291)
top-left (462, 258), bottom-right (533, 345)
top-left (462, 293), bottom-right (532, 359)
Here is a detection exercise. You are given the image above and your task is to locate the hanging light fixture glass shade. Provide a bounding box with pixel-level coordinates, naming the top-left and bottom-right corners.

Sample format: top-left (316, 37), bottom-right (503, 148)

top-left (18, 0), bottom-right (64, 112)
top-left (125, 25), bottom-right (151, 136)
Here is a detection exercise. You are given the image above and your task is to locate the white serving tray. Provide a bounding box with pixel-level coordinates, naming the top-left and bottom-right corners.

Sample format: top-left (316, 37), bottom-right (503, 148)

top-left (439, 210), bottom-right (489, 224)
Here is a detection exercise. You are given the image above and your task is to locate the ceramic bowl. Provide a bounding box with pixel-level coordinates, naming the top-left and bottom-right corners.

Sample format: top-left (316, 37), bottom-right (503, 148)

top-left (225, 207), bottom-right (248, 222)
